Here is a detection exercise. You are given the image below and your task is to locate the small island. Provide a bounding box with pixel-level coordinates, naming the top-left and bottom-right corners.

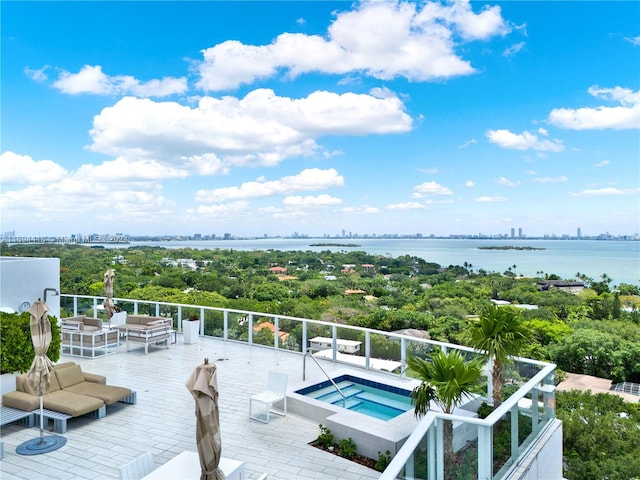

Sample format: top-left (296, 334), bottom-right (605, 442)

top-left (309, 243), bottom-right (362, 247)
top-left (478, 245), bottom-right (545, 251)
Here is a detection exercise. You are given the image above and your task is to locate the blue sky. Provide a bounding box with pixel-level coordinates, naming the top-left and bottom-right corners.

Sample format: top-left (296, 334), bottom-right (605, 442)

top-left (2, 1), bottom-right (639, 238)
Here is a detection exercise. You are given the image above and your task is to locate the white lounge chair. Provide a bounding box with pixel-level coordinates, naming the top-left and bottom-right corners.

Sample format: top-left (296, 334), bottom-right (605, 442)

top-left (249, 371), bottom-right (288, 423)
top-left (119, 452), bottom-right (154, 480)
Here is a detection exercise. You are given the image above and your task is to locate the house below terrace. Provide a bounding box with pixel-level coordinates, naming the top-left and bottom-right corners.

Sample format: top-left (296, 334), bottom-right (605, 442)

top-left (537, 280), bottom-right (585, 294)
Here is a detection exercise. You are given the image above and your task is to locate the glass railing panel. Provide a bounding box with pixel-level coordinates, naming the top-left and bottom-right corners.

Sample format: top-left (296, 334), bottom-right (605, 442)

top-left (251, 314), bottom-right (275, 347)
top-left (369, 331), bottom-right (402, 374)
top-left (449, 418), bottom-right (479, 480)
top-left (491, 408), bottom-right (514, 478)
top-left (401, 430), bottom-right (430, 480)
top-left (330, 325), bottom-right (366, 367)
top-left (305, 323), bottom-right (334, 352)
top-left (133, 301), bottom-right (158, 316)
top-left (203, 309), bottom-right (224, 338)
top-left (76, 297), bottom-right (101, 318)
top-left (277, 317), bottom-right (301, 353)
top-left (225, 311), bottom-right (248, 341)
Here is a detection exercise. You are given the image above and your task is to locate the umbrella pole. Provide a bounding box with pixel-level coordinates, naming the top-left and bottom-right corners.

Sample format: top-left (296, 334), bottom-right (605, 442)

top-left (39, 392), bottom-right (45, 443)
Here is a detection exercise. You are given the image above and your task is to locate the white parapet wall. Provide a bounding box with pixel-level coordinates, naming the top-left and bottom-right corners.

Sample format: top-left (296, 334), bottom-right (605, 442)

top-left (0, 256), bottom-right (61, 320)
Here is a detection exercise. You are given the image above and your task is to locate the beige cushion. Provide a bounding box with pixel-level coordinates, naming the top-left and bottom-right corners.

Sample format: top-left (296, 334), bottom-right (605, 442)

top-left (2, 390), bottom-right (40, 411)
top-left (42, 390), bottom-right (104, 417)
top-left (82, 325), bottom-right (101, 332)
top-left (65, 383), bottom-right (132, 405)
top-left (55, 364), bottom-right (85, 389)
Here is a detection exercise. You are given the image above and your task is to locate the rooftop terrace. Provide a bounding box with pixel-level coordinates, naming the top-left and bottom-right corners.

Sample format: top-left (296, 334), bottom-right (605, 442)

top-left (1, 336), bottom-right (383, 480)
top-left (1, 293), bottom-right (561, 479)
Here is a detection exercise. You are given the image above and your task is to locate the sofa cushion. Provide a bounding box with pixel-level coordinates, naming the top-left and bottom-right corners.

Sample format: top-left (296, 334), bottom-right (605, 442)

top-left (82, 325), bottom-right (102, 332)
top-left (55, 364), bottom-right (85, 389)
top-left (2, 390), bottom-right (40, 411)
top-left (16, 371), bottom-right (61, 395)
top-left (42, 390), bottom-right (105, 417)
top-left (64, 383), bottom-right (132, 405)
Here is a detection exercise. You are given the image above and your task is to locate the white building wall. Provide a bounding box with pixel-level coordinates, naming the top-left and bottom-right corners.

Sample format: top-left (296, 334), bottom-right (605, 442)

top-left (506, 419), bottom-right (564, 480)
top-left (0, 257), bottom-right (61, 320)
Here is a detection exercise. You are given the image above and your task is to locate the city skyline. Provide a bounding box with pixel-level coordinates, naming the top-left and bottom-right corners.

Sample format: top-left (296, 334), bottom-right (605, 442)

top-left (2, 1), bottom-right (639, 237)
top-left (3, 227), bottom-right (638, 244)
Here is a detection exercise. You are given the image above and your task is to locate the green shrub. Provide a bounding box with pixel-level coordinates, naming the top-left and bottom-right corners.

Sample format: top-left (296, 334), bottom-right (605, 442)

top-left (0, 311), bottom-right (61, 374)
top-left (477, 401), bottom-right (493, 419)
top-left (375, 450), bottom-right (392, 471)
top-left (316, 424), bottom-right (334, 449)
top-left (337, 437), bottom-right (357, 459)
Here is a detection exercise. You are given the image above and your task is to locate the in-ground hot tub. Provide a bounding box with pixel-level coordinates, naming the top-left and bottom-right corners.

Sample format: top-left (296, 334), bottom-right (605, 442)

top-left (288, 370), bottom-right (421, 459)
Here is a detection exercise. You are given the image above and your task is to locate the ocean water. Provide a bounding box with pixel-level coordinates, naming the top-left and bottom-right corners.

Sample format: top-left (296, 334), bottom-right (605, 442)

top-left (128, 238), bottom-right (639, 286)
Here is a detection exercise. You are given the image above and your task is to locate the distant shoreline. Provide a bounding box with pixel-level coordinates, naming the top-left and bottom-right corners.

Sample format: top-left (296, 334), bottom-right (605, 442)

top-left (309, 243), bottom-right (361, 247)
top-left (478, 246), bottom-right (545, 251)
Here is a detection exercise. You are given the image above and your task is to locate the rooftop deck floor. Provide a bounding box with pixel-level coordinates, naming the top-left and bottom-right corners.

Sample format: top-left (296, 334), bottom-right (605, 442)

top-left (1, 336), bottom-right (390, 480)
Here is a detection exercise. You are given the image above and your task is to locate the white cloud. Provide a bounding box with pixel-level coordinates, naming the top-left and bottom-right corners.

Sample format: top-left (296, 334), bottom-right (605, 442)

top-left (497, 176), bottom-right (520, 187)
top-left (52, 65), bottom-right (187, 97)
top-left (457, 138), bottom-right (477, 149)
top-left (502, 41), bottom-right (525, 57)
top-left (0, 151), bottom-right (68, 184)
top-left (196, 201), bottom-right (250, 217)
top-left (412, 181), bottom-right (453, 197)
top-left (486, 129), bottom-right (565, 152)
top-left (465, 180), bottom-right (475, 187)
top-left (0, 163), bottom-right (176, 228)
top-left (195, 0), bottom-right (510, 90)
top-left (570, 187), bottom-right (640, 197)
top-left (594, 160), bottom-right (610, 167)
top-left (342, 205), bottom-right (379, 214)
top-left (76, 156), bottom-right (189, 181)
top-left (548, 86), bottom-right (640, 130)
top-left (88, 90), bottom-right (411, 169)
top-left (195, 168), bottom-right (344, 203)
top-left (283, 194), bottom-right (342, 206)
top-left (532, 176), bottom-right (568, 183)
top-left (475, 196), bottom-right (506, 202)
top-left (625, 35), bottom-right (640, 46)
top-left (24, 65), bottom-right (49, 82)
top-left (387, 202), bottom-right (425, 210)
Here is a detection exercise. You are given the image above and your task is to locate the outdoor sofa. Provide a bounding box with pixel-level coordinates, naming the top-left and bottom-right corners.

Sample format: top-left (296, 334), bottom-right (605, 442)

top-left (1, 362), bottom-right (136, 432)
top-left (112, 315), bottom-right (175, 354)
top-left (61, 316), bottom-right (119, 358)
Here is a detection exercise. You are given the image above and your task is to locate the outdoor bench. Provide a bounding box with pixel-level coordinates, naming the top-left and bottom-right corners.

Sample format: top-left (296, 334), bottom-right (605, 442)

top-left (113, 315), bottom-right (174, 354)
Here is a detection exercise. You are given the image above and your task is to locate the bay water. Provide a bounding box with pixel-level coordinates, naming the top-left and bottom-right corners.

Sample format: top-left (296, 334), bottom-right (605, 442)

top-left (128, 238), bottom-right (639, 287)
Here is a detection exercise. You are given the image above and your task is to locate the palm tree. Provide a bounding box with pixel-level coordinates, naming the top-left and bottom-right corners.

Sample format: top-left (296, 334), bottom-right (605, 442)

top-left (466, 305), bottom-right (531, 407)
top-left (407, 349), bottom-right (483, 472)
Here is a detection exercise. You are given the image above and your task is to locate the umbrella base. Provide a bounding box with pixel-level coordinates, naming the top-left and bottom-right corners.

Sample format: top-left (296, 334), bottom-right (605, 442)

top-left (16, 435), bottom-right (67, 455)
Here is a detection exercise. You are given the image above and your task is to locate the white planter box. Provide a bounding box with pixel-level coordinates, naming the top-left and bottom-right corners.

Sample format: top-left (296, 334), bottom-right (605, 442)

top-left (110, 311), bottom-right (128, 327)
top-left (182, 320), bottom-right (200, 344)
top-left (1, 372), bottom-right (18, 396)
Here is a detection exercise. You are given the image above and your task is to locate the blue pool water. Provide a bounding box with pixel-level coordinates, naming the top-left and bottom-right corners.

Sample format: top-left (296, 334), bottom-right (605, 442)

top-left (295, 375), bottom-right (412, 421)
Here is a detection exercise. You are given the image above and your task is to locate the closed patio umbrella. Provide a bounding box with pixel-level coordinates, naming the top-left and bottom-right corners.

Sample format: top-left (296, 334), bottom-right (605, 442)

top-left (103, 268), bottom-right (115, 320)
top-left (186, 358), bottom-right (225, 480)
top-left (17, 300), bottom-right (67, 455)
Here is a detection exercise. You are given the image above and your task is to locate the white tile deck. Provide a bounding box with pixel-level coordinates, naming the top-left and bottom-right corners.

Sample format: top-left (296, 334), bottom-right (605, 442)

top-left (1, 336), bottom-right (385, 480)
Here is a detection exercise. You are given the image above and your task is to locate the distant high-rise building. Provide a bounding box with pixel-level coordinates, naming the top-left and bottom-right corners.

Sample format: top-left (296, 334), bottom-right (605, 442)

top-left (510, 228), bottom-right (515, 238)
top-left (577, 227), bottom-right (581, 238)
top-left (223, 233), bottom-right (231, 240)
top-left (518, 228), bottom-right (523, 238)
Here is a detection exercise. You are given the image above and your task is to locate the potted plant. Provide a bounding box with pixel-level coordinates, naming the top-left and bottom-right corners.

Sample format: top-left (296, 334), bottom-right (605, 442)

top-left (182, 313), bottom-right (200, 344)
